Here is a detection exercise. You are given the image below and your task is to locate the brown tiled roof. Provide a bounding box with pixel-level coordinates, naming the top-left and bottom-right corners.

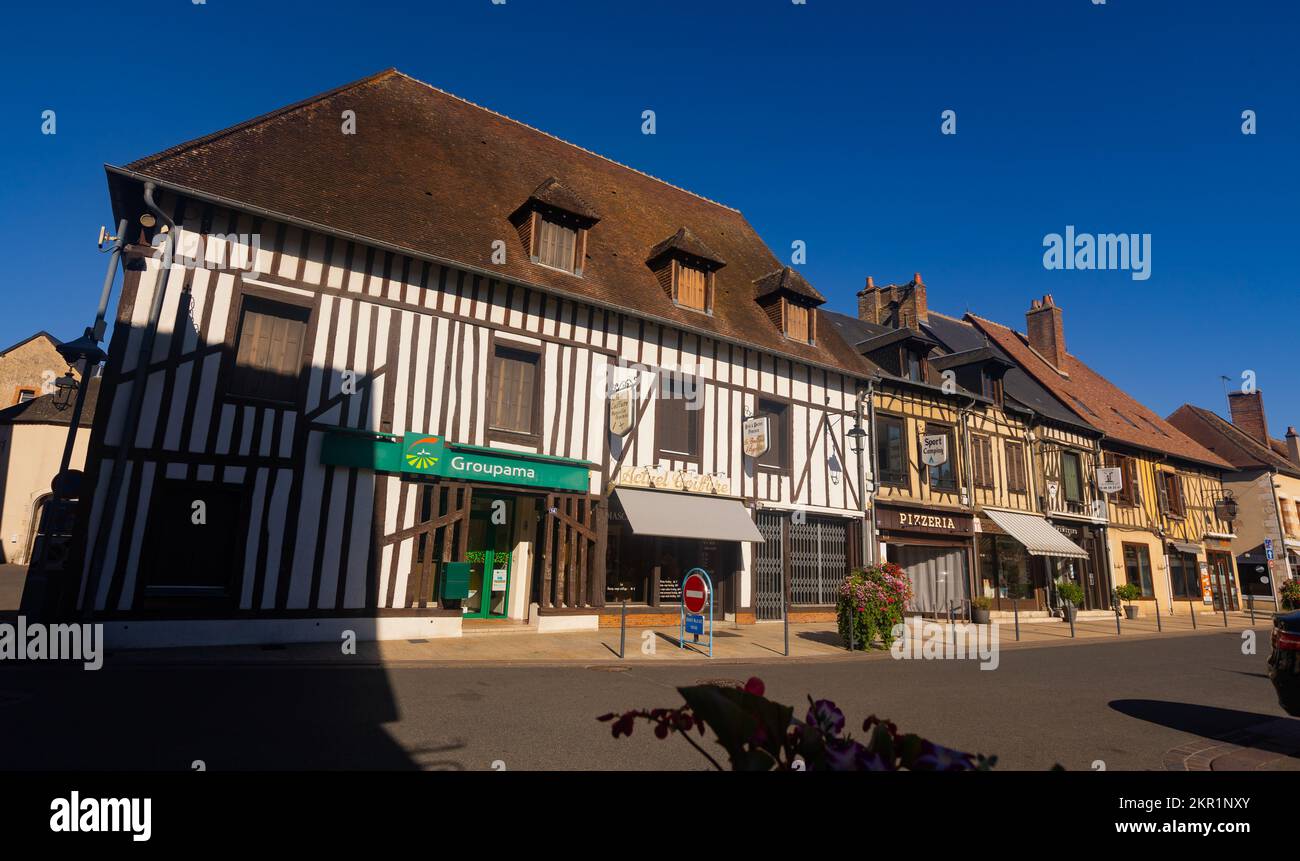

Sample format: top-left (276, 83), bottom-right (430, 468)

top-left (114, 69), bottom-right (870, 377)
top-left (753, 266), bottom-right (826, 304)
top-left (1167, 404), bottom-right (1300, 477)
top-left (968, 314), bottom-right (1230, 468)
top-left (524, 177), bottom-right (600, 223)
top-left (646, 227), bottom-right (724, 268)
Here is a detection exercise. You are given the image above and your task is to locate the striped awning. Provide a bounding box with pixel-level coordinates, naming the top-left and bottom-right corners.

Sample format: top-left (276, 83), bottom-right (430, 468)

top-left (982, 509), bottom-right (1088, 559)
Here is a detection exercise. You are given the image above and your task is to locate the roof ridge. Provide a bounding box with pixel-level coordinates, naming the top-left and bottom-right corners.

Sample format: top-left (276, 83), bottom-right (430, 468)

top-left (1184, 404), bottom-right (1300, 473)
top-left (390, 70), bottom-right (741, 214)
top-left (126, 69), bottom-right (401, 171)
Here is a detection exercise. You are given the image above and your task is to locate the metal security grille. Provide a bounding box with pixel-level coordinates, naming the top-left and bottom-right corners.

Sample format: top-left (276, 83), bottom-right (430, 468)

top-left (790, 517), bottom-right (848, 606)
top-left (754, 511), bottom-right (784, 620)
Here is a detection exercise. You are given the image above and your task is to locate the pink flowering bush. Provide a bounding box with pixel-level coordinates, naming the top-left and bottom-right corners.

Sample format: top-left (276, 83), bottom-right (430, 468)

top-left (837, 563), bottom-right (913, 649)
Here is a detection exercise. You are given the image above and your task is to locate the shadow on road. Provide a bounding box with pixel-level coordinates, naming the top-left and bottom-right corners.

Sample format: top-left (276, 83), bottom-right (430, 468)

top-left (1110, 698), bottom-right (1299, 756)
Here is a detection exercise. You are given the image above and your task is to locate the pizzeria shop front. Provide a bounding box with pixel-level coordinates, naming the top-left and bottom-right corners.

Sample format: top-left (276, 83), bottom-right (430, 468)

top-left (875, 502), bottom-right (974, 616)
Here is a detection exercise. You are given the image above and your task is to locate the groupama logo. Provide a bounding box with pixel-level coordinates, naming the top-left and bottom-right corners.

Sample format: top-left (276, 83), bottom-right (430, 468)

top-left (404, 436), bottom-right (442, 471)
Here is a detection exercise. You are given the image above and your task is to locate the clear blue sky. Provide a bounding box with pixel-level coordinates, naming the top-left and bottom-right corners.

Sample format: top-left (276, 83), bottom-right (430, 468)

top-left (3, 1), bottom-right (1296, 434)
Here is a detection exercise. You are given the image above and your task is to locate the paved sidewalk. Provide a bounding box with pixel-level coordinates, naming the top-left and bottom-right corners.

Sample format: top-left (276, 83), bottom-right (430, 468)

top-left (101, 609), bottom-right (1277, 668)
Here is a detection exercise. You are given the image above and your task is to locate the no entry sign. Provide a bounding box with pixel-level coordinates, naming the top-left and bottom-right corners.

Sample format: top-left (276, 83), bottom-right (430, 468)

top-left (683, 572), bottom-right (709, 614)
top-left (679, 568), bottom-right (714, 657)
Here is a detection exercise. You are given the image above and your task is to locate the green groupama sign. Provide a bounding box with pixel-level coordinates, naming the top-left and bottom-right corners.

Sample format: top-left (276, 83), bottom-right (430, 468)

top-left (319, 427), bottom-right (590, 491)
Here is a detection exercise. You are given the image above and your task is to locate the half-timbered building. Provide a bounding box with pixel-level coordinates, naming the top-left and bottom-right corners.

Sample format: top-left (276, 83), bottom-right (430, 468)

top-left (828, 276), bottom-right (1103, 616)
top-left (60, 70), bottom-right (876, 645)
top-left (971, 296), bottom-right (1241, 617)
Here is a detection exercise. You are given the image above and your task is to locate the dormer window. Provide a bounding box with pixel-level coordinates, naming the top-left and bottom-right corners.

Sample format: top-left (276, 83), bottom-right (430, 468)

top-left (535, 214), bottom-right (578, 272)
top-left (647, 227), bottom-right (725, 314)
top-left (903, 347), bottom-right (925, 382)
top-left (510, 177), bottom-right (600, 276)
top-left (753, 266), bottom-right (825, 345)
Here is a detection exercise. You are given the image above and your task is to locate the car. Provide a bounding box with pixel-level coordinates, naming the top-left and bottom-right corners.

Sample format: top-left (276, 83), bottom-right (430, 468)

top-left (1267, 609), bottom-right (1300, 716)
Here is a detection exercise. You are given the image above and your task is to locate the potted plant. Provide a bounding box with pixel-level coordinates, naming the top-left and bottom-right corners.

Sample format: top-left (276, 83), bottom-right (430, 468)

top-left (1115, 583), bottom-right (1142, 619)
top-left (1281, 578), bottom-right (1300, 611)
top-left (1056, 579), bottom-right (1085, 622)
top-left (971, 595), bottom-right (992, 624)
top-left (836, 563), bottom-right (913, 650)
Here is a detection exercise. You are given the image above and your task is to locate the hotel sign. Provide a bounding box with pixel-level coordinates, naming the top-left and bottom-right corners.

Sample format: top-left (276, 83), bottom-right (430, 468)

top-left (742, 416), bottom-right (770, 458)
top-left (1096, 467), bottom-right (1123, 494)
top-left (609, 386), bottom-right (634, 436)
top-left (875, 505), bottom-right (973, 536)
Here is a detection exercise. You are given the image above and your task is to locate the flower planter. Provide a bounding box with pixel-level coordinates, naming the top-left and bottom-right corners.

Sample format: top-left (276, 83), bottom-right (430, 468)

top-left (971, 608), bottom-right (991, 625)
top-left (1061, 605), bottom-right (1078, 623)
top-left (1124, 605), bottom-right (1140, 620)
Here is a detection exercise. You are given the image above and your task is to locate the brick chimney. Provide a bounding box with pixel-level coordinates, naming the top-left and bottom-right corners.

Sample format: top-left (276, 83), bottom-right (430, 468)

top-left (1227, 390), bottom-right (1268, 444)
top-left (856, 272), bottom-right (928, 332)
top-left (1286, 426), bottom-right (1300, 466)
top-left (1025, 294), bottom-right (1067, 369)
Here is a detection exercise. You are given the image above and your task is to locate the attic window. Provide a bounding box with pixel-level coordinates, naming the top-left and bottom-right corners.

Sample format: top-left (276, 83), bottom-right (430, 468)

top-left (753, 267), bottom-right (825, 346)
top-left (510, 177), bottom-right (600, 276)
top-left (535, 215), bottom-right (578, 272)
top-left (646, 227), bottom-right (725, 315)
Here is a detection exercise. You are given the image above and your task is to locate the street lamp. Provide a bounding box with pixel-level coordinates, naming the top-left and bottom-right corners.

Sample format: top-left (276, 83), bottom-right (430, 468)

top-left (52, 369), bottom-right (78, 411)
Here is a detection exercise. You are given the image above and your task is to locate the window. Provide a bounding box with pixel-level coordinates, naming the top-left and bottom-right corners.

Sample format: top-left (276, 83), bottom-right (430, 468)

top-left (141, 479), bottom-right (244, 605)
top-left (757, 399), bottom-right (790, 471)
top-left (1005, 441), bottom-right (1027, 493)
top-left (676, 264), bottom-right (707, 312)
top-left (1169, 550), bottom-right (1200, 599)
top-left (875, 415), bottom-right (907, 487)
top-left (229, 297), bottom-right (309, 404)
top-left (1111, 407), bottom-right (1140, 430)
top-left (535, 215), bottom-right (578, 272)
top-left (1283, 499), bottom-right (1300, 538)
top-left (14, 387), bottom-right (38, 405)
top-left (925, 425), bottom-right (957, 492)
top-left (1061, 451), bottom-right (1084, 503)
top-left (971, 435), bottom-right (994, 488)
top-left (1068, 394), bottom-right (1099, 419)
top-left (1106, 453), bottom-right (1139, 506)
top-left (903, 348), bottom-right (925, 383)
top-left (1158, 471), bottom-right (1185, 517)
top-left (785, 302), bottom-right (811, 343)
top-left (655, 372), bottom-right (701, 460)
top-left (1123, 543), bottom-right (1154, 598)
top-left (489, 345), bottom-right (540, 436)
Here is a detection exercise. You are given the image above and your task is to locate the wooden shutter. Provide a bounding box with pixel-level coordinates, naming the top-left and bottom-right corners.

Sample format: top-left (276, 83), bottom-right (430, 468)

top-left (492, 347), bottom-right (537, 434)
top-left (231, 299), bottom-right (308, 403)
top-left (676, 265), bottom-right (707, 311)
top-left (785, 301), bottom-right (810, 342)
top-left (537, 217), bottom-right (577, 271)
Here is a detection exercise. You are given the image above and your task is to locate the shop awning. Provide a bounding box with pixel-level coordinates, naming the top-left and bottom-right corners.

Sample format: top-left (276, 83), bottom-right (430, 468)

top-left (614, 488), bottom-right (763, 542)
top-left (1168, 541), bottom-right (1201, 555)
top-left (982, 509), bottom-right (1088, 558)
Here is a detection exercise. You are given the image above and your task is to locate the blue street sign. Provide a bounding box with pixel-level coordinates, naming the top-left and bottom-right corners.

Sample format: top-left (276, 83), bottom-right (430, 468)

top-left (1266, 538), bottom-right (1275, 561)
top-left (684, 614), bottom-right (704, 635)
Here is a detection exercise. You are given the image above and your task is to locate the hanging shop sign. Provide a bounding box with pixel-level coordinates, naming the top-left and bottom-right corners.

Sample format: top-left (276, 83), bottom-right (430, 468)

top-left (743, 415), bottom-right (770, 458)
top-left (616, 465), bottom-right (732, 496)
top-left (1096, 467), bottom-right (1123, 494)
top-left (921, 434), bottom-right (948, 467)
top-left (609, 385), bottom-right (634, 436)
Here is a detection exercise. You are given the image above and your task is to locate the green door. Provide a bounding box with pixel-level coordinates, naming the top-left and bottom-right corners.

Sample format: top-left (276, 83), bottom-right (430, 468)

top-left (464, 496), bottom-right (514, 619)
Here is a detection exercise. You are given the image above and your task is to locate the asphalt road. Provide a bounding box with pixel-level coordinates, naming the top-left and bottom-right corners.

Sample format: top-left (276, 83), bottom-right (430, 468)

top-left (0, 628), bottom-right (1292, 771)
